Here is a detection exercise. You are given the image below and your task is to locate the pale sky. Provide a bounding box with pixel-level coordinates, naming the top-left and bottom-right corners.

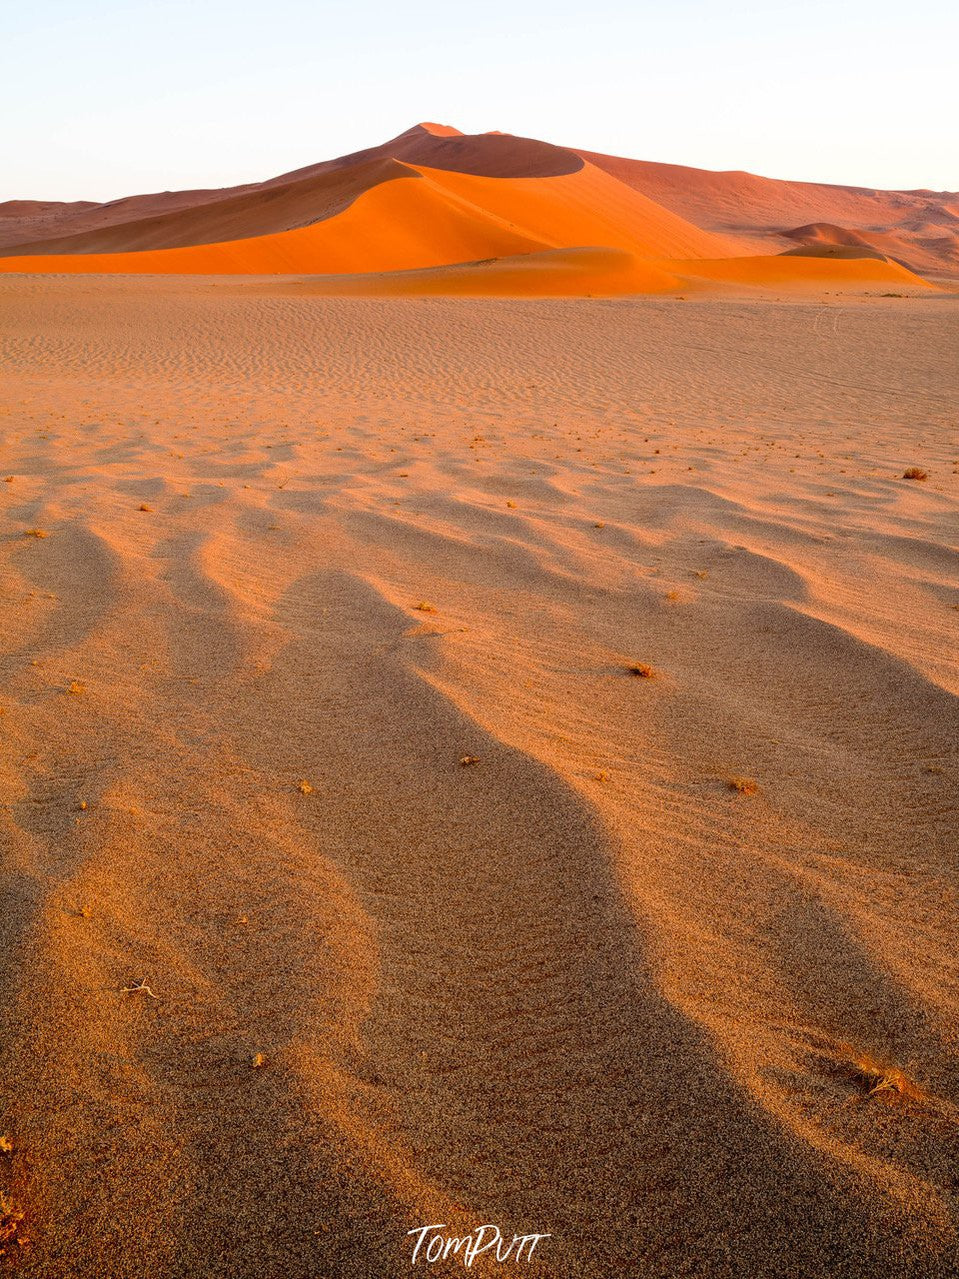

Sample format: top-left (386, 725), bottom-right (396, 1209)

top-left (3, 0), bottom-right (956, 202)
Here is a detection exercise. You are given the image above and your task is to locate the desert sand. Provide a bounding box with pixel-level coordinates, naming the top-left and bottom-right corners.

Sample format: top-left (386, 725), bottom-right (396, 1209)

top-left (0, 273), bottom-right (957, 1277)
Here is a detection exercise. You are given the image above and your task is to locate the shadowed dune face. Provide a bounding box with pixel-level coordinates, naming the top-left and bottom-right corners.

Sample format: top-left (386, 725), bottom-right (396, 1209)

top-left (780, 242), bottom-right (889, 262)
top-left (0, 158), bottom-right (414, 257)
top-left (782, 221), bottom-right (883, 250)
top-left (0, 278), bottom-right (957, 1276)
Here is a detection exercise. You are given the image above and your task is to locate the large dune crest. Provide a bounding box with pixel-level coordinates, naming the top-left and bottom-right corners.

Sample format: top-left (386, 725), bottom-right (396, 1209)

top-left (0, 123), bottom-right (951, 293)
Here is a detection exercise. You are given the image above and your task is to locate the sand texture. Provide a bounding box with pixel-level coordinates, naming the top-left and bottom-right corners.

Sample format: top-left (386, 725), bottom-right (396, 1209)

top-left (0, 277), bottom-right (957, 1276)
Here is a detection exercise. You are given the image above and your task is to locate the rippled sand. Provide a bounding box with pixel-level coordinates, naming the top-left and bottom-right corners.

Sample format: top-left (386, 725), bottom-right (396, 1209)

top-left (0, 277), bottom-right (957, 1277)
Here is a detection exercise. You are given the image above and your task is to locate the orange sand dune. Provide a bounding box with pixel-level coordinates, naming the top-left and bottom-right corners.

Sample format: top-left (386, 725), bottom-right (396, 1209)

top-left (581, 150), bottom-right (959, 276)
top-left (781, 222), bottom-right (886, 251)
top-left (403, 161), bottom-right (736, 259)
top-left (0, 158), bottom-right (411, 257)
top-left (778, 222), bottom-right (949, 273)
top-left (258, 246), bottom-right (931, 300)
top-left (0, 160), bottom-right (733, 279)
top-left (263, 247), bottom-right (682, 297)
top-left (0, 123), bottom-right (951, 292)
top-left (0, 166), bottom-right (541, 275)
top-left (0, 124), bottom-right (584, 254)
top-left (667, 253), bottom-right (933, 291)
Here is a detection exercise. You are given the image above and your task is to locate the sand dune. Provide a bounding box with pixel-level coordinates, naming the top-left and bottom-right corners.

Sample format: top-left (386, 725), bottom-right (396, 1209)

top-left (0, 125), bottom-right (584, 256)
top-left (261, 247), bottom-right (683, 297)
top-left (0, 123), bottom-right (952, 293)
top-left (0, 276), bottom-right (956, 1276)
top-left (668, 253), bottom-right (931, 290)
top-left (257, 249), bottom-right (926, 299)
top-left (581, 150), bottom-right (959, 278)
top-left (0, 160), bottom-right (735, 280)
top-left (0, 158), bottom-right (412, 257)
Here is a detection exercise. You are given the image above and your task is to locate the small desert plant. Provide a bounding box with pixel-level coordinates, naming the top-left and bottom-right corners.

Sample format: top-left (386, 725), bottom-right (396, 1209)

top-left (120, 978), bottom-right (158, 999)
top-left (627, 663), bottom-right (656, 679)
top-left (23, 528), bottom-right (48, 539)
top-left (414, 601), bottom-right (437, 613)
top-left (728, 776), bottom-right (758, 796)
top-left (459, 755), bottom-right (480, 767)
top-left (902, 467), bottom-right (928, 481)
top-left (845, 1052), bottom-right (923, 1101)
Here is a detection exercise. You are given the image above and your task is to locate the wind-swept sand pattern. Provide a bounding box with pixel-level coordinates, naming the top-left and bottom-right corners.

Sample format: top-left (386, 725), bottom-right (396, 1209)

top-left (0, 278), bottom-right (957, 1276)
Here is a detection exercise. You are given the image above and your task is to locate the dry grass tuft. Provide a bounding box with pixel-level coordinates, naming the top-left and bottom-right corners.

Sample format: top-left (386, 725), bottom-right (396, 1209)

top-left (459, 755), bottom-right (480, 767)
top-left (67, 680), bottom-right (85, 696)
top-left (23, 529), bottom-right (48, 539)
top-left (0, 1136), bottom-right (12, 1156)
top-left (138, 502), bottom-right (153, 512)
top-left (414, 601), bottom-right (437, 613)
top-left (121, 978), bottom-right (158, 999)
top-left (627, 663), bottom-right (656, 679)
top-left (902, 467), bottom-right (928, 481)
top-left (844, 1051), bottom-right (924, 1102)
top-left (297, 779), bottom-right (314, 795)
top-left (728, 776), bottom-right (758, 796)
top-left (251, 1052), bottom-right (266, 1069)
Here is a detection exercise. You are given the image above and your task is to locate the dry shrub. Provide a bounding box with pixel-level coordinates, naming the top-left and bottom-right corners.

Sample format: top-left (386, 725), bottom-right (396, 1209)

top-left (844, 1051), bottom-right (924, 1102)
top-left (728, 776), bottom-right (758, 796)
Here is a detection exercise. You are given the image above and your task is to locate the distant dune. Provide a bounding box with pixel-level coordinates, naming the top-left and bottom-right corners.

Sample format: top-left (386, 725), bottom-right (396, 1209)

top-left (581, 149), bottom-right (959, 278)
top-left (0, 123), bottom-right (953, 292)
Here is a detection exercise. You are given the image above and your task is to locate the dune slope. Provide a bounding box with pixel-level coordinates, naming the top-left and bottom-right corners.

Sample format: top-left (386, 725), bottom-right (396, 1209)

top-left (0, 125), bottom-right (585, 255)
top-left (581, 150), bottom-right (959, 276)
top-left (0, 160), bottom-right (736, 280)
